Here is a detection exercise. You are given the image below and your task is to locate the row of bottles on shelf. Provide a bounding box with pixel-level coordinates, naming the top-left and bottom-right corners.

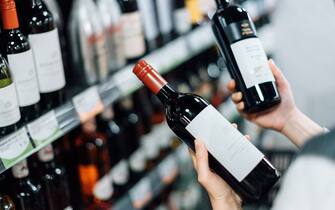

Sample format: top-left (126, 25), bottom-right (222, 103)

top-left (0, 0), bottom-right (277, 138)
top-left (0, 0), bottom-right (216, 138)
top-left (0, 48), bottom-right (229, 210)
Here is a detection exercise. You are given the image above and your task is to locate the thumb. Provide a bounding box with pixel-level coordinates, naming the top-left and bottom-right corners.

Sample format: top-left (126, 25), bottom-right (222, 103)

top-left (195, 140), bottom-right (210, 184)
top-left (268, 59), bottom-right (288, 89)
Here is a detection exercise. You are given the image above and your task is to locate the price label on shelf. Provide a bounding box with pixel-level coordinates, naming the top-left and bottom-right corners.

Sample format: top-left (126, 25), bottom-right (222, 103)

top-left (0, 128), bottom-right (34, 168)
top-left (158, 155), bottom-right (178, 184)
top-left (129, 177), bottom-right (152, 209)
top-left (72, 86), bottom-right (104, 123)
top-left (26, 111), bottom-right (63, 146)
top-left (112, 66), bottom-right (142, 96)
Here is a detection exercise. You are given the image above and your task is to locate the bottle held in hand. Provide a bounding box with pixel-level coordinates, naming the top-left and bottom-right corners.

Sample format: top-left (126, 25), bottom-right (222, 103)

top-left (211, 0), bottom-right (280, 113)
top-left (133, 60), bottom-right (280, 201)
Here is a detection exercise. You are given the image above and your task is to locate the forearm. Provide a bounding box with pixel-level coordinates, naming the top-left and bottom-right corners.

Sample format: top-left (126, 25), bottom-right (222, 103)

top-left (282, 108), bottom-right (324, 147)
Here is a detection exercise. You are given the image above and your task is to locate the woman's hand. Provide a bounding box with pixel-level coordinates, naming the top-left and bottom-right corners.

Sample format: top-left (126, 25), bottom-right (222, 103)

top-left (190, 139), bottom-right (242, 210)
top-left (228, 60), bottom-right (324, 146)
top-left (227, 60), bottom-right (298, 132)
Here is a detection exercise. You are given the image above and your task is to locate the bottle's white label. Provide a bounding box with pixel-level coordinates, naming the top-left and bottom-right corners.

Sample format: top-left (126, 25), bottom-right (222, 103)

top-left (29, 28), bottom-right (66, 93)
top-left (129, 147), bottom-right (146, 172)
top-left (137, 0), bottom-right (159, 40)
top-left (121, 12), bottom-right (145, 59)
top-left (231, 38), bottom-right (275, 88)
top-left (174, 8), bottom-right (192, 35)
top-left (94, 34), bottom-right (109, 81)
top-left (109, 160), bottom-right (129, 185)
top-left (156, 0), bottom-right (173, 34)
top-left (37, 144), bottom-right (55, 162)
top-left (0, 83), bottom-right (21, 127)
top-left (141, 134), bottom-right (159, 160)
top-left (7, 50), bottom-right (40, 107)
top-left (93, 175), bottom-right (113, 200)
top-left (186, 105), bottom-right (264, 181)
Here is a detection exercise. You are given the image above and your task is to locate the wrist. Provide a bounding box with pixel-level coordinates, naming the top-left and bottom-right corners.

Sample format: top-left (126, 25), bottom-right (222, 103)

top-left (210, 192), bottom-right (242, 210)
top-left (281, 108), bottom-right (324, 147)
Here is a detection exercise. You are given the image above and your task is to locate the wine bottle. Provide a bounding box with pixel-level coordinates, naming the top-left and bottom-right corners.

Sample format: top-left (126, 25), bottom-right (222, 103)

top-left (211, 0), bottom-right (280, 113)
top-left (155, 0), bottom-right (174, 44)
top-left (118, 0), bottom-right (146, 62)
top-left (10, 159), bottom-right (47, 210)
top-left (97, 108), bottom-right (130, 200)
top-left (137, 0), bottom-right (160, 52)
top-left (0, 0), bottom-right (40, 123)
top-left (36, 144), bottom-right (73, 210)
top-left (25, 0), bottom-right (66, 110)
top-left (96, 0), bottom-right (126, 72)
top-left (133, 60), bottom-right (280, 201)
top-left (173, 0), bottom-right (192, 36)
top-left (0, 54), bottom-right (21, 137)
top-left (75, 119), bottom-right (113, 208)
top-left (0, 175), bottom-right (16, 210)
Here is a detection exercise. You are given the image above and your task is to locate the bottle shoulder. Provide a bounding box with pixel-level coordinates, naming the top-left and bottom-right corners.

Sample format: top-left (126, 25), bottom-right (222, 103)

top-left (28, 5), bottom-right (55, 33)
top-left (2, 30), bottom-right (30, 54)
top-left (213, 5), bottom-right (249, 26)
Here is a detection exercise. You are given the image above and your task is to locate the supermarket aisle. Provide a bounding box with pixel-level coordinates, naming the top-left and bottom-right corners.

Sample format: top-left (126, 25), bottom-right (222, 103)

top-left (272, 0), bottom-right (335, 127)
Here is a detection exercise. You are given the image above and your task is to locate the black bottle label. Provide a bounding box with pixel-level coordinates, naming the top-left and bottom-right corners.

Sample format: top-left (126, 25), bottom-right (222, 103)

top-left (223, 20), bottom-right (256, 44)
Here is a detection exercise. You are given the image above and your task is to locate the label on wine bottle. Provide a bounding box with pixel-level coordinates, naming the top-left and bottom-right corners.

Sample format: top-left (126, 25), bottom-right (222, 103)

top-left (29, 28), bottom-right (66, 93)
top-left (141, 134), bottom-right (160, 160)
top-left (110, 160), bottom-right (129, 185)
top-left (129, 148), bottom-right (146, 172)
top-left (121, 12), bottom-right (145, 59)
top-left (129, 177), bottom-right (152, 209)
top-left (107, 23), bottom-right (126, 70)
top-left (7, 50), bottom-right (40, 107)
top-left (158, 155), bottom-right (178, 184)
top-left (156, 0), bottom-right (173, 34)
top-left (186, 105), bottom-right (264, 181)
top-left (174, 8), bottom-right (192, 35)
top-left (0, 83), bottom-right (21, 127)
top-left (93, 175), bottom-right (113, 200)
top-left (37, 144), bottom-right (54, 162)
top-left (137, 0), bottom-right (159, 40)
top-left (78, 164), bottom-right (99, 196)
top-left (231, 37), bottom-right (275, 88)
top-left (94, 33), bottom-right (109, 81)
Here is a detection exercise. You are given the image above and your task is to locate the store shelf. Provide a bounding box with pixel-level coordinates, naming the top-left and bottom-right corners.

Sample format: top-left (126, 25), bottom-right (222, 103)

top-left (0, 24), bottom-right (215, 175)
top-left (112, 145), bottom-right (189, 210)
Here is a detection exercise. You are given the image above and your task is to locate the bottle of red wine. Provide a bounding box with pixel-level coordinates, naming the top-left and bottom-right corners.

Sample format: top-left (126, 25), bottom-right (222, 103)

top-left (10, 159), bottom-right (47, 209)
top-left (0, 54), bottom-right (21, 137)
top-left (117, 0), bottom-right (146, 63)
top-left (173, 0), bottom-right (192, 36)
top-left (36, 144), bottom-right (73, 210)
top-left (211, 0), bottom-right (280, 113)
top-left (137, 0), bottom-right (160, 52)
top-left (155, 0), bottom-right (174, 44)
top-left (0, 0), bottom-right (40, 123)
top-left (26, 0), bottom-right (66, 110)
top-left (133, 60), bottom-right (280, 201)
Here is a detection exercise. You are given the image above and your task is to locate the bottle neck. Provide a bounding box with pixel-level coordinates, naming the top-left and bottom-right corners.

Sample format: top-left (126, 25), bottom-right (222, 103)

top-left (157, 84), bottom-right (178, 106)
top-left (0, 1), bottom-right (19, 30)
top-left (30, 0), bottom-right (43, 7)
top-left (215, 0), bottom-right (229, 9)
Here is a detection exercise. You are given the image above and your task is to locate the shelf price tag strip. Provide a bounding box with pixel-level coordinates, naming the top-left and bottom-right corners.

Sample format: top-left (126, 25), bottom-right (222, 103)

top-left (73, 86), bottom-right (104, 123)
top-left (129, 177), bottom-right (153, 209)
top-left (27, 111), bottom-right (63, 147)
top-left (0, 128), bottom-right (34, 170)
